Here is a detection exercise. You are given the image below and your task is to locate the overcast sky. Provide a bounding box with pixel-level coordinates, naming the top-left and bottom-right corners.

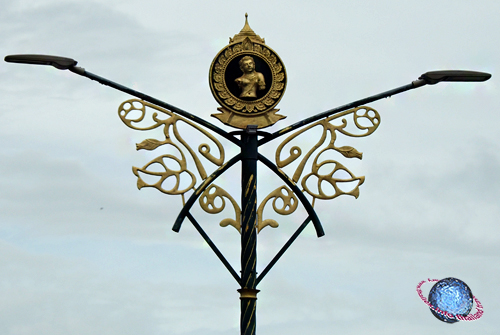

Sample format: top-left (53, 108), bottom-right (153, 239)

top-left (1, 1), bottom-right (499, 334)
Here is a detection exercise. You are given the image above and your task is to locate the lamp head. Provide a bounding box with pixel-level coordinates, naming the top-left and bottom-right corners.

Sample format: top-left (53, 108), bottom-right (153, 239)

top-left (419, 70), bottom-right (491, 85)
top-left (5, 54), bottom-right (77, 70)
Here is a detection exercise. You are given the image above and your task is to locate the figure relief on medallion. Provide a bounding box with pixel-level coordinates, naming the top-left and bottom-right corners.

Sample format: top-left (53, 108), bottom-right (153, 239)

top-left (235, 56), bottom-right (265, 98)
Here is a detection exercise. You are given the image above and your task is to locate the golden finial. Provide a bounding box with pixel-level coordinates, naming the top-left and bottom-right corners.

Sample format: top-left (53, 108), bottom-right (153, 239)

top-left (243, 13), bottom-right (249, 28)
top-left (229, 13), bottom-right (265, 44)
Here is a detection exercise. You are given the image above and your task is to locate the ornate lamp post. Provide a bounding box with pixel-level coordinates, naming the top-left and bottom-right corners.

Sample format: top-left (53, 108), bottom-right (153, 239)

top-left (5, 15), bottom-right (491, 335)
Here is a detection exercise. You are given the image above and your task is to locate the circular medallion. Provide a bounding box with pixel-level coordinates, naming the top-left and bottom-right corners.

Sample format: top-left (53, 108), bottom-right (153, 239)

top-left (209, 41), bottom-right (286, 116)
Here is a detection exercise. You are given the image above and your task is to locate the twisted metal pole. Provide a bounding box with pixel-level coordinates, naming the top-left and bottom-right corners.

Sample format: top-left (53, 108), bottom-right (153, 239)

top-left (239, 125), bottom-right (259, 335)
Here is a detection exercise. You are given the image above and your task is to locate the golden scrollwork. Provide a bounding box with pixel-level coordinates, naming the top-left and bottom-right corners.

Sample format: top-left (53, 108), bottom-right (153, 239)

top-left (275, 106), bottom-right (380, 206)
top-left (199, 184), bottom-right (241, 232)
top-left (118, 99), bottom-right (227, 205)
top-left (257, 186), bottom-right (298, 233)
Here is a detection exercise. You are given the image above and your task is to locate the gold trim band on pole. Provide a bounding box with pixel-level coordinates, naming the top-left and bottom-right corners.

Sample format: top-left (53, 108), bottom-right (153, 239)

top-left (238, 288), bottom-right (260, 300)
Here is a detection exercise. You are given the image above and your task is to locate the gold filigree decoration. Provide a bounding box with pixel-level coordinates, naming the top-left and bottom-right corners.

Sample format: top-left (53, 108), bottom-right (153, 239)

top-left (257, 186), bottom-right (298, 233)
top-left (199, 184), bottom-right (241, 232)
top-left (276, 106), bottom-right (380, 206)
top-left (118, 99), bottom-right (226, 205)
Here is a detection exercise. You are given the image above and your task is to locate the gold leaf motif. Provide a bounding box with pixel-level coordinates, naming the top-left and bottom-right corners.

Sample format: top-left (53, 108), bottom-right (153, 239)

top-left (263, 98), bottom-right (275, 106)
top-left (275, 82), bottom-right (284, 90)
top-left (136, 138), bottom-right (168, 151)
top-left (132, 154), bottom-right (197, 195)
top-left (218, 91), bottom-right (230, 99)
top-left (215, 83), bottom-right (225, 91)
top-left (225, 98), bottom-right (236, 105)
top-left (234, 102), bottom-right (245, 110)
top-left (256, 103), bottom-right (266, 110)
top-left (214, 74), bottom-right (222, 83)
top-left (259, 219), bottom-right (279, 230)
top-left (276, 73), bottom-right (284, 81)
top-left (233, 44), bottom-right (242, 52)
top-left (301, 160), bottom-right (365, 200)
top-left (269, 91), bottom-right (280, 99)
top-left (269, 55), bottom-right (276, 64)
top-left (253, 44), bottom-right (262, 53)
top-left (274, 63), bottom-right (282, 72)
top-left (336, 146), bottom-right (363, 159)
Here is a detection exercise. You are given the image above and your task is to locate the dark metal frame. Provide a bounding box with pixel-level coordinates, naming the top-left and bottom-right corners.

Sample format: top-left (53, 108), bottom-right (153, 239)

top-left (67, 65), bottom-right (429, 335)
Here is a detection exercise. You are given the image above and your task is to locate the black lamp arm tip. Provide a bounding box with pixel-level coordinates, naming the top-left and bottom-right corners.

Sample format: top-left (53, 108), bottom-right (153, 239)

top-left (5, 54), bottom-right (78, 70)
top-left (419, 70), bottom-right (491, 85)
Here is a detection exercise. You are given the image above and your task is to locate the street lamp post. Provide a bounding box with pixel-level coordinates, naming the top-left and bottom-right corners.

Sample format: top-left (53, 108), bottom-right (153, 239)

top-left (5, 17), bottom-right (491, 335)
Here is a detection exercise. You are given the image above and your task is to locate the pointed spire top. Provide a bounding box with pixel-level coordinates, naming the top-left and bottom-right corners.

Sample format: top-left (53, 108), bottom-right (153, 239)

top-left (241, 13), bottom-right (251, 32)
top-left (229, 13), bottom-right (265, 44)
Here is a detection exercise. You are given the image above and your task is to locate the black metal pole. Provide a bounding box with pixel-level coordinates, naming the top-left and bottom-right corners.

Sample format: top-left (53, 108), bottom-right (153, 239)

top-left (239, 125), bottom-right (259, 335)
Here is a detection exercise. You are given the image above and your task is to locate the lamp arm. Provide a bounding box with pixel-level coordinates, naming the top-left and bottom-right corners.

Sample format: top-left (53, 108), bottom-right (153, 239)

top-left (68, 67), bottom-right (242, 146)
top-left (5, 54), bottom-right (235, 142)
top-left (258, 79), bottom-right (426, 146)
